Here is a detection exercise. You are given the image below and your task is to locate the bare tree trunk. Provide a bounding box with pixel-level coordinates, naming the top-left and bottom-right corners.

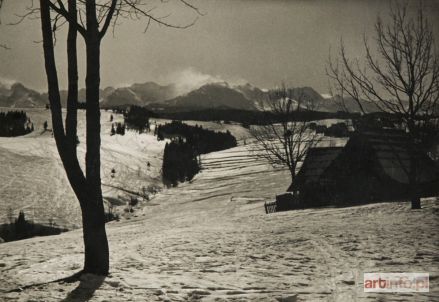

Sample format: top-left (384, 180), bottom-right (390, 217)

top-left (40, 0), bottom-right (109, 275)
top-left (40, 1), bottom-right (86, 190)
top-left (81, 198), bottom-right (109, 274)
top-left (35, 0), bottom-right (202, 277)
top-left (65, 0), bottom-right (78, 150)
top-left (406, 118), bottom-right (421, 209)
top-left (410, 190), bottom-right (421, 209)
top-left (40, 0), bottom-right (64, 143)
top-left (35, 0), bottom-right (200, 277)
top-left (83, 0), bottom-right (109, 275)
top-left (409, 158), bottom-right (421, 209)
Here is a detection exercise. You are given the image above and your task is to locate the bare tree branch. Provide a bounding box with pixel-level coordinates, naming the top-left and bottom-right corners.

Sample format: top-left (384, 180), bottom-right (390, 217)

top-left (327, 2), bottom-right (438, 131)
top-left (98, 0), bottom-right (117, 39)
top-left (327, 2), bottom-right (438, 209)
top-left (249, 85), bottom-right (322, 181)
top-left (47, 0), bottom-right (87, 37)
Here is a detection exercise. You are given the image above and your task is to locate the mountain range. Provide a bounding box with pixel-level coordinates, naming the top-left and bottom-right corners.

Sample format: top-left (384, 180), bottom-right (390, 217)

top-left (0, 83), bottom-right (48, 108)
top-left (150, 82), bottom-right (258, 111)
top-left (0, 80), bottom-right (377, 113)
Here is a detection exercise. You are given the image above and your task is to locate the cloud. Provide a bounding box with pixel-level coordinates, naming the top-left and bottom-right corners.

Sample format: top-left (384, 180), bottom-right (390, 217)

top-left (0, 76), bottom-right (17, 88)
top-left (164, 67), bottom-right (223, 95)
top-left (320, 93), bottom-right (332, 99)
top-left (163, 67), bottom-right (250, 95)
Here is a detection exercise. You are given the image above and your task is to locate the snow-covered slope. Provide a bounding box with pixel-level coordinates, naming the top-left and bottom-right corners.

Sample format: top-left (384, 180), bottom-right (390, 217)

top-left (0, 108), bottom-right (166, 227)
top-left (0, 109), bottom-right (438, 301)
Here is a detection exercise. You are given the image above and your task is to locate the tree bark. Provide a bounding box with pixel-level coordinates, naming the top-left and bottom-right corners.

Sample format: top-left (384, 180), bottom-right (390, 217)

top-left (411, 194), bottom-right (421, 209)
top-left (409, 147), bottom-right (421, 209)
top-left (83, 0), bottom-right (109, 275)
top-left (81, 199), bottom-right (109, 274)
top-left (408, 120), bottom-right (421, 209)
top-left (39, 0), bottom-right (64, 142)
top-left (65, 0), bottom-right (78, 150)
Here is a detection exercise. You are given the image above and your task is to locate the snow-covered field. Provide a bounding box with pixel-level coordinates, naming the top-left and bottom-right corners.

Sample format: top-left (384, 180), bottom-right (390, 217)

top-left (0, 109), bottom-right (438, 301)
top-left (0, 108), bottom-right (166, 227)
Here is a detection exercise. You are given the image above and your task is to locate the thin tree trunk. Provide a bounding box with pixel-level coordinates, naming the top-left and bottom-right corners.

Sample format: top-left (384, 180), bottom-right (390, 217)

top-left (409, 146), bottom-right (421, 209)
top-left (411, 192), bottom-right (421, 209)
top-left (290, 169), bottom-right (295, 185)
top-left (39, 0), bottom-right (64, 143)
top-left (409, 157), bottom-right (421, 209)
top-left (40, 0), bottom-right (86, 189)
top-left (408, 120), bottom-right (421, 209)
top-left (65, 0), bottom-right (78, 150)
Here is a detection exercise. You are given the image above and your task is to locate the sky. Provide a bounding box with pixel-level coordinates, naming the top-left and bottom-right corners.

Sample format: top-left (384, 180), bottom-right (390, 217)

top-left (0, 0), bottom-right (438, 94)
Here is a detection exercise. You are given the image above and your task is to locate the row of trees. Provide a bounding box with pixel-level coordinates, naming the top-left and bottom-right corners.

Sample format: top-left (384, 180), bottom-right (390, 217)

top-left (124, 105), bottom-right (155, 133)
top-left (162, 138), bottom-right (200, 187)
top-left (110, 122), bottom-right (125, 136)
top-left (0, 210), bottom-right (67, 242)
top-left (159, 121), bottom-right (238, 186)
top-left (0, 111), bottom-right (34, 137)
top-left (156, 121), bottom-right (237, 154)
top-left (156, 108), bottom-right (358, 126)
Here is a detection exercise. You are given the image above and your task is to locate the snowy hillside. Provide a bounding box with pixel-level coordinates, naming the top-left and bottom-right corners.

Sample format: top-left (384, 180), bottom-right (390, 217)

top-left (0, 108), bottom-right (166, 227)
top-left (0, 110), bottom-right (438, 301)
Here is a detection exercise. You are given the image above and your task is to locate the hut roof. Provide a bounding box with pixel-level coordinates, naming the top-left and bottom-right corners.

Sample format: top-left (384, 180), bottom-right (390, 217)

top-left (291, 147), bottom-right (343, 189)
top-left (357, 130), bottom-right (439, 184)
top-left (289, 129), bottom-right (439, 191)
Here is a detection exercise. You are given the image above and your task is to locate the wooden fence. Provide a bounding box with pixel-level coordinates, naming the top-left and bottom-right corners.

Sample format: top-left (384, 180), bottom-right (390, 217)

top-left (265, 193), bottom-right (303, 214)
top-left (264, 201), bottom-right (277, 214)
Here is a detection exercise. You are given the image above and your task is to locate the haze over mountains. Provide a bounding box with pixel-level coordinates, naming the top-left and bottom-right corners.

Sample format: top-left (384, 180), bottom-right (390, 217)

top-left (0, 80), bottom-right (376, 113)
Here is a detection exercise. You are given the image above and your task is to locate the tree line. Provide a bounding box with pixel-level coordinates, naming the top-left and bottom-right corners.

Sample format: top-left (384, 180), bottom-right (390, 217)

top-left (156, 120), bottom-right (237, 153)
top-left (110, 123), bottom-right (126, 136)
top-left (158, 121), bottom-right (237, 186)
top-left (0, 210), bottom-right (67, 242)
top-left (124, 105), bottom-right (155, 133)
top-left (162, 138), bottom-right (200, 187)
top-left (0, 111), bottom-right (34, 137)
top-left (154, 108), bottom-right (359, 126)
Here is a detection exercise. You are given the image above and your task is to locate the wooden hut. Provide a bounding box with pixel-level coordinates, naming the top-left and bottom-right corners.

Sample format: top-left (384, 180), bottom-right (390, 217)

top-left (289, 129), bottom-right (439, 206)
